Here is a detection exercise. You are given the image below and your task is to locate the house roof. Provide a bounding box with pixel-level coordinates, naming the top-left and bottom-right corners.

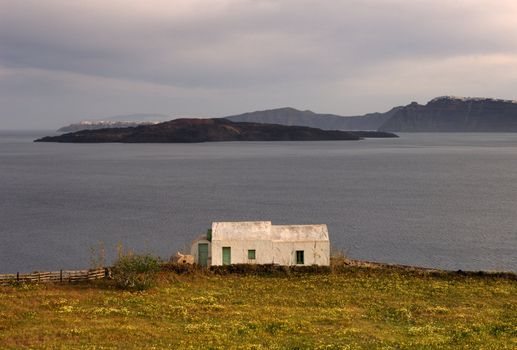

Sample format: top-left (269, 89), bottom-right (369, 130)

top-left (211, 221), bottom-right (329, 242)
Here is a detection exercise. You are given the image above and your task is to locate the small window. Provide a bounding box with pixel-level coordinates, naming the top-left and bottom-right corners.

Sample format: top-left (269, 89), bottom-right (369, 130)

top-left (296, 250), bottom-right (304, 265)
top-left (248, 249), bottom-right (256, 260)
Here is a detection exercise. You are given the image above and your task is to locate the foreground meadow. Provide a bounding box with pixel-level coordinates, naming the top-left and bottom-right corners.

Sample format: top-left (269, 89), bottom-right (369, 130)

top-left (0, 267), bottom-right (515, 349)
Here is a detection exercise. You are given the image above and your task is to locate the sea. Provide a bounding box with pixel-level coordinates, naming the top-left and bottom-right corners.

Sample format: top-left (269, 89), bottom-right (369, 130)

top-left (1, 131), bottom-right (516, 273)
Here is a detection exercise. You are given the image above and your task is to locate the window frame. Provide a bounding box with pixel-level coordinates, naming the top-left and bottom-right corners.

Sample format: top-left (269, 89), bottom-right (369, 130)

top-left (295, 250), bottom-right (304, 265)
top-left (247, 249), bottom-right (256, 260)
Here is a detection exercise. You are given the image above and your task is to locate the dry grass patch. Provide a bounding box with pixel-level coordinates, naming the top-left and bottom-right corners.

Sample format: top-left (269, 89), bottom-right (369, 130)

top-left (0, 267), bottom-right (515, 349)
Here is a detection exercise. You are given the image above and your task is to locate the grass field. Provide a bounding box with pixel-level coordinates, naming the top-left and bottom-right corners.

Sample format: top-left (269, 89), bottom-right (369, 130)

top-left (0, 266), bottom-right (515, 349)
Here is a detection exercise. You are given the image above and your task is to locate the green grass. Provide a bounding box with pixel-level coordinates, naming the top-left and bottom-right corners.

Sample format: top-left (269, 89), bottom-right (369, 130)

top-left (0, 267), bottom-right (515, 349)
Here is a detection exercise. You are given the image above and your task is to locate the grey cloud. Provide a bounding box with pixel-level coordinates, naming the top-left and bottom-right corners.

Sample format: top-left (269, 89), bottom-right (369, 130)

top-left (1, 0), bottom-right (517, 128)
top-left (2, 0), bottom-right (516, 87)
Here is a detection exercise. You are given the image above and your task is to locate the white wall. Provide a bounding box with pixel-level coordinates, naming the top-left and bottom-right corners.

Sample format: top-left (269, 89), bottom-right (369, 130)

top-left (210, 239), bottom-right (330, 266)
top-left (272, 241), bottom-right (330, 266)
top-left (211, 239), bottom-right (274, 265)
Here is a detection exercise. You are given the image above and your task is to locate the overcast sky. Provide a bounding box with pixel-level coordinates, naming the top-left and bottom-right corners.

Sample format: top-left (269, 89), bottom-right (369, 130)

top-left (2, 0), bottom-right (517, 129)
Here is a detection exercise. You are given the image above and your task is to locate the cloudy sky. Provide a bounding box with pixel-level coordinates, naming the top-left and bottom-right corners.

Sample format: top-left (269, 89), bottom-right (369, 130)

top-left (2, 0), bottom-right (517, 129)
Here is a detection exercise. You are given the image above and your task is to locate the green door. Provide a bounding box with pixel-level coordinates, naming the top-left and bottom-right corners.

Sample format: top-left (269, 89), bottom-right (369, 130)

top-left (198, 243), bottom-right (208, 267)
top-left (222, 247), bottom-right (231, 265)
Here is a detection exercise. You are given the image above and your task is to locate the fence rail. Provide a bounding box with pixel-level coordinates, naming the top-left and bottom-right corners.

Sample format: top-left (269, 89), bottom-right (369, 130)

top-left (0, 268), bottom-right (108, 286)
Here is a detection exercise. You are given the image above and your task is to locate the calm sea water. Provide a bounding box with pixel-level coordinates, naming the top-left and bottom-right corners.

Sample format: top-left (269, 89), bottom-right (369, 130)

top-left (1, 131), bottom-right (516, 273)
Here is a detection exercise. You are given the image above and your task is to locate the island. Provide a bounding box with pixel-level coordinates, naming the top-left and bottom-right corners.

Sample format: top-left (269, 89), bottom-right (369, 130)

top-left (35, 118), bottom-right (398, 143)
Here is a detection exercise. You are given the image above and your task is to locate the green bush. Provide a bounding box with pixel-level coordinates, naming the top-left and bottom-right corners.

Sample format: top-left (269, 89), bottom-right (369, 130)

top-left (111, 254), bottom-right (161, 291)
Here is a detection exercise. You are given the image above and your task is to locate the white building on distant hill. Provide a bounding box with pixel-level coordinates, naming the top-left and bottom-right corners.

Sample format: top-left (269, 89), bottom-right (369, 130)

top-left (191, 221), bottom-right (330, 267)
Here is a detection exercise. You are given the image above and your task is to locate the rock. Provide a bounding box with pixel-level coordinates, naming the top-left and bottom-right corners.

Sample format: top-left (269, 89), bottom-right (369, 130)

top-left (171, 252), bottom-right (194, 265)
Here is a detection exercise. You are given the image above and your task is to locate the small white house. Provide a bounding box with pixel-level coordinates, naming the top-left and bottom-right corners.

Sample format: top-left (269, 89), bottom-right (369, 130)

top-left (191, 221), bottom-right (330, 267)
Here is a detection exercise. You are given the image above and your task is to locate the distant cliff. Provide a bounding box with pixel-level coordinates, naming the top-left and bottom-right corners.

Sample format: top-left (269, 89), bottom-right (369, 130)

top-left (36, 118), bottom-right (377, 143)
top-left (57, 114), bottom-right (171, 132)
top-left (226, 97), bottom-right (517, 132)
top-left (225, 107), bottom-right (399, 131)
top-left (379, 96), bottom-right (517, 132)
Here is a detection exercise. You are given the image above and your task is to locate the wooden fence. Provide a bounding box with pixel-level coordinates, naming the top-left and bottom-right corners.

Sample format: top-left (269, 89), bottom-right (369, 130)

top-left (0, 268), bottom-right (108, 286)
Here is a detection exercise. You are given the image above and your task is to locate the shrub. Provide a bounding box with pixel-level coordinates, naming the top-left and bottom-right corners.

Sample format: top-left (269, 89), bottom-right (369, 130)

top-left (210, 264), bottom-right (331, 276)
top-left (161, 262), bottom-right (203, 275)
top-left (111, 253), bottom-right (161, 291)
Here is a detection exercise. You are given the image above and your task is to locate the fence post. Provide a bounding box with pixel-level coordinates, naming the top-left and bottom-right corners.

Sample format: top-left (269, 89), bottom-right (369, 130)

top-left (104, 267), bottom-right (109, 279)
top-left (60, 270), bottom-right (63, 283)
top-left (16, 272), bottom-right (19, 282)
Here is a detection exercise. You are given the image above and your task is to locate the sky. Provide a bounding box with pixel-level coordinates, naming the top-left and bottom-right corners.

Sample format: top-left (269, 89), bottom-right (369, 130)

top-left (2, 0), bottom-right (517, 129)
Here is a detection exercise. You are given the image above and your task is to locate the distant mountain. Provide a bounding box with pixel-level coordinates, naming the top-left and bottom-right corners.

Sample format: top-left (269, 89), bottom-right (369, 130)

top-left (57, 114), bottom-right (171, 132)
top-left (225, 97), bottom-right (517, 132)
top-left (225, 107), bottom-right (400, 131)
top-left (379, 96), bottom-right (517, 132)
top-left (37, 118), bottom-right (384, 143)
top-left (55, 96), bottom-right (517, 135)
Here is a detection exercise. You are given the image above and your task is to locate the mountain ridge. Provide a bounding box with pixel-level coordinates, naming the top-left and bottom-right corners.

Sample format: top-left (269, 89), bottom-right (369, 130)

top-left (226, 96), bottom-right (517, 132)
top-left (225, 106), bottom-right (401, 131)
top-left (53, 96), bottom-right (517, 133)
top-left (379, 96), bottom-right (517, 132)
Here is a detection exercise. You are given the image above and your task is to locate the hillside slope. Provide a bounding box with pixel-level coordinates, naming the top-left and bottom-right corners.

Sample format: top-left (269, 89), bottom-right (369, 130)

top-left (225, 107), bottom-right (400, 131)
